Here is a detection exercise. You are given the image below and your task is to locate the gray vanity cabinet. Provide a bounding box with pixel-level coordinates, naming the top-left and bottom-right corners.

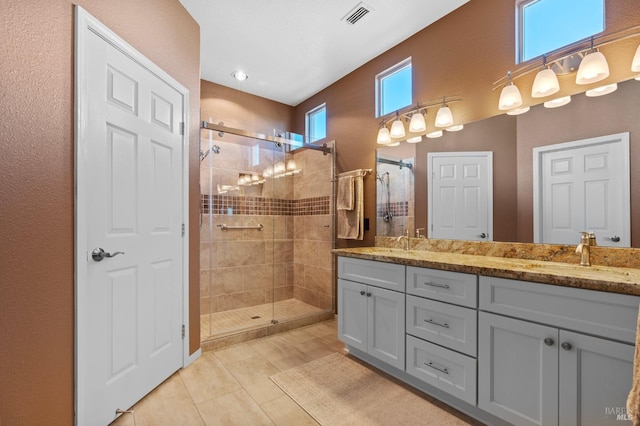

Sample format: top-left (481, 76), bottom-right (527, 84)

top-left (337, 258), bottom-right (406, 370)
top-left (478, 276), bottom-right (638, 426)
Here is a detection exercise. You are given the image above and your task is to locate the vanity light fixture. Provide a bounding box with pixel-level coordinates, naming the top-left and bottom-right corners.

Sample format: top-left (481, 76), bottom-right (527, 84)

top-left (576, 48), bottom-right (609, 85)
top-left (231, 70), bottom-right (249, 81)
top-left (406, 136), bottom-right (422, 143)
top-left (426, 130), bottom-right (443, 138)
top-left (531, 59), bottom-right (560, 98)
top-left (544, 96), bottom-right (572, 108)
top-left (585, 83), bottom-right (618, 97)
top-left (446, 124), bottom-right (464, 132)
top-left (376, 125), bottom-right (391, 144)
top-left (498, 71), bottom-right (523, 110)
top-left (506, 106), bottom-right (530, 115)
top-left (632, 44), bottom-right (640, 72)
top-left (408, 109), bottom-right (426, 133)
top-left (435, 98), bottom-right (454, 127)
top-left (386, 141), bottom-right (400, 146)
top-left (389, 112), bottom-right (406, 138)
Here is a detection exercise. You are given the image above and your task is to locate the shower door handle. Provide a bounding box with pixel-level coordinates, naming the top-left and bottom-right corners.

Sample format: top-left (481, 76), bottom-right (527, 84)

top-left (92, 248), bottom-right (125, 262)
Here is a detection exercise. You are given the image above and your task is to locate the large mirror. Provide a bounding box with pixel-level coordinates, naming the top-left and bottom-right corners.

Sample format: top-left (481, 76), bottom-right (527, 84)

top-left (376, 77), bottom-right (640, 247)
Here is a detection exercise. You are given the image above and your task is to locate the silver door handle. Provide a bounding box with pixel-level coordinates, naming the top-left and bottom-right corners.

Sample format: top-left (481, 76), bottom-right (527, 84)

top-left (477, 233), bottom-right (487, 239)
top-left (92, 248), bottom-right (125, 262)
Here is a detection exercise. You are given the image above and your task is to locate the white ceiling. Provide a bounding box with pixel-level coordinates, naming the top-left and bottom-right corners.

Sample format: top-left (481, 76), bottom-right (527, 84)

top-left (179, 0), bottom-right (470, 106)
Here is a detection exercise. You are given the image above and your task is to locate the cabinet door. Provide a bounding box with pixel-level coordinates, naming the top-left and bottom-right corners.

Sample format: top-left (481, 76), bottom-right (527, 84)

top-left (559, 330), bottom-right (635, 426)
top-left (478, 312), bottom-right (558, 426)
top-left (337, 279), bottom-right (367, 352)
top-left (367, 286), bottom-right (405, 370)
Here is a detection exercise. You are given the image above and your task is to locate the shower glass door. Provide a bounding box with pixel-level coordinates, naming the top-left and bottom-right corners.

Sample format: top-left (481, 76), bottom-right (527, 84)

top-left (200, 125), bottom-right (335, 342)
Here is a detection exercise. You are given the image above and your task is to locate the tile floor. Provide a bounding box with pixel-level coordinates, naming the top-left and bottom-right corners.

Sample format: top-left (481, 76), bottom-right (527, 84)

top-left (201, 299), bottom-right (327, 339)
top-left (110, 319), bottom-right (479, 426)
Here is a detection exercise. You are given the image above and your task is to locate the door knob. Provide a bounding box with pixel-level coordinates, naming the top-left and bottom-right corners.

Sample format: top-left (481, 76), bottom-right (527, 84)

top-left (604, 236), bottom-right (621, 243)
top-left (92, 248), bottom-right (125, 262)
top-left (477, 233), bottom-right (487, 239)
top-left (561, 342), bottom-right (573, 351)
top-left (544, 338), bottom-right (554, 346)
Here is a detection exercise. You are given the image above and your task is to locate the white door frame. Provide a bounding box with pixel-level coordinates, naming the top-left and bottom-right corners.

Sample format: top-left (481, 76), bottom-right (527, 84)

top-left (532, 132), bottom-right (630, 244)
top-left (74, 6), bottom-right (194, 425)
top-left (427, 151), bottom-right (494, 241)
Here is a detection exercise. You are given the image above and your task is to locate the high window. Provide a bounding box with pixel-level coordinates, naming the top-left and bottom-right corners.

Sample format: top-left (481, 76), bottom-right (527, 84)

top-left (306, 103), bottom-right (326, 143)
top-left (376, 57), bottom-right (412, 117)
top-left (517, 0), bottom-right (605, 63)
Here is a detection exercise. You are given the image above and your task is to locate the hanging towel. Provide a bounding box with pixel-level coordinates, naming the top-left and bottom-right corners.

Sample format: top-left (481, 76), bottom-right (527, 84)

top-left (627, 304), bottom-right (640, 425)
top-left (337, 174), bottom-right (364, 240)
top-left (337, 176), bottom-right (354, 211)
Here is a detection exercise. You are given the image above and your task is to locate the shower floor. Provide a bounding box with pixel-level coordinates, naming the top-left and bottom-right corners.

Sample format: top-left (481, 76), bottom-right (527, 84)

top-left (200, 298), bottom-right (328, 341)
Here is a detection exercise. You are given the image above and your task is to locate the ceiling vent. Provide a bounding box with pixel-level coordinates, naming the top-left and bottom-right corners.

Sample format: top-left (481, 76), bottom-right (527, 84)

top-left (342, 2), bottom-right (373, 25)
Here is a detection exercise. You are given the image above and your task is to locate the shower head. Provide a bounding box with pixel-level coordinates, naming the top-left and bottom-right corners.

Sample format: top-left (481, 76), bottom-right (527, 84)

top-left (200, 145), bottom-right (221, 161)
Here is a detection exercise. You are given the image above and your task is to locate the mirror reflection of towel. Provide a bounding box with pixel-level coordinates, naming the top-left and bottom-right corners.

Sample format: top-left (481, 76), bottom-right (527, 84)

top-left (337, 176), bottom-right (354, 211)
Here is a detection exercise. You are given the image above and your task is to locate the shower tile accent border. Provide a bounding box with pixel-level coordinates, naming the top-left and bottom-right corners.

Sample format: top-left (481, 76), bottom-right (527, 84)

top-left (201, 194), bottom-right (330, 216)
top-left (377, 201), bottom-right (409, 217)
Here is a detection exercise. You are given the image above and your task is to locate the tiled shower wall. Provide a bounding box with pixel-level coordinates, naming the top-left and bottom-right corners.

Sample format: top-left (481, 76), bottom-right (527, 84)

top-left (376, 157), bottom-right (415, 237)
top-left (200, 138), bottom-right (333, 318)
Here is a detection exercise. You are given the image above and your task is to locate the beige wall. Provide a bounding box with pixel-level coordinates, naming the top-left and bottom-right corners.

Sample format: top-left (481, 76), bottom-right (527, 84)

top-left (293, 0), bottom-right (640, 248)
top-left (0, 1), bottom-right (199, 424)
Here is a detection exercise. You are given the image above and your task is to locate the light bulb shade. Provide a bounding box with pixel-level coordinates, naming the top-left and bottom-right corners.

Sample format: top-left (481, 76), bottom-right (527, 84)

top-left (506, 106), bottom-right (530, 115)
top-left (544, 96), bottom-right (571, 108)
top-left (376, 127), bottom-right (391, 144)
top-left (426, 130), bottom-right (443, 139)
top-left (446, 125), bottom-right (464, 132)
top-left (576, 51), bottom-right (609, 85)
top-left (386, 141), bottom-right (400, 146)
top-left (586, 83), bottom-right (617, 97)
top-left (406, 136), bottom-right (422, 143)
top-left (390, 119), bottom-right (406, 138)
top-left (435, 106), bottom-right (453, 127)
top-left (408, 112), bottom-right (426, 133)
top-left (498, 83), bottom-right (523, 110)
top-left (632, 44), bottom-right (640, 72)
top-left (531, 68), bottom-right (560, 98)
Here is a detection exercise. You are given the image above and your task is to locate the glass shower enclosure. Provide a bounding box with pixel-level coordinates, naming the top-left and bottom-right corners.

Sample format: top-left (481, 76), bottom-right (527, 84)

top-left (199, 122), bottom-right (335, 343)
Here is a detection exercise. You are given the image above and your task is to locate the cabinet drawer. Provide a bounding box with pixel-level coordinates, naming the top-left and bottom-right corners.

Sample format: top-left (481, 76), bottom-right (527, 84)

top-left (338, 256), bottom-right (405, 292)
top-left (406, 295), bottom-right (477, 357)
top-left (406, 335), bottom-right (477, 406)
top-left (406, 266), bottom-right (477, 308)
top-left (480, 276), bottom-right (640, 344)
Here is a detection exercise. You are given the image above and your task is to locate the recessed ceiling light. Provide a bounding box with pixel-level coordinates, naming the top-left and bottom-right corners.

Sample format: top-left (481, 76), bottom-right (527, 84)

top-left (232, 70), bottom-right (248, 81)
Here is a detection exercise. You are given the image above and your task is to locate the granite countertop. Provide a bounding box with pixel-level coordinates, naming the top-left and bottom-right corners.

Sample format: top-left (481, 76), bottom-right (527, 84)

top-left (333, 247), bottom-right (640, 296)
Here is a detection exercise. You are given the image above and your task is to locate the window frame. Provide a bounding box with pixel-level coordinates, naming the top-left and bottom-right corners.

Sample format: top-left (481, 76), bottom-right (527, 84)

top-left (305, 103), bottom-right (327, 144)
top-left (375, 57), bottom-right (412, 118)
top-left (516, 0), bottom-right (605, 64)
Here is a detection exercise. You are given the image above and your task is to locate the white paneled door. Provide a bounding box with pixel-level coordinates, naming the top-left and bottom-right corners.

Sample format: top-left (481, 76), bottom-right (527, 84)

top-left (533, 133), bottom-right (630, 247)
top-left (75, 7), bottom-right (189, 425)
top-left (428, 152), bottom-right (493, 241)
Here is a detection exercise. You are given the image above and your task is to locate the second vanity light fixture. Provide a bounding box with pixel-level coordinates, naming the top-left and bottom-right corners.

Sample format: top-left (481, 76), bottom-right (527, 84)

top-left (495, 26), bottom-right (640, 114)
top-left (377, 95), bottom-right (463, 145)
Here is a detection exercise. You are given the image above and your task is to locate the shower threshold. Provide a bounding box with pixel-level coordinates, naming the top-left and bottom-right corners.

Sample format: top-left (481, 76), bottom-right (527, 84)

top-left (200, 299), bottom-right (334, 352)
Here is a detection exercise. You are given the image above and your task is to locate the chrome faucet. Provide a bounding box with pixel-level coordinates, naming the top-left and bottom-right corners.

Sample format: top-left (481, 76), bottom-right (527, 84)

top-left (397, 230), bottom-right (410, 251)
top-left (576, 231), bottom-right (596, 266)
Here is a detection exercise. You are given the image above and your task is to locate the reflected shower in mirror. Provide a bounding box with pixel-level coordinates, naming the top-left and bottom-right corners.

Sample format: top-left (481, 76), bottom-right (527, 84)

top-left (376, 144), bottom-right (415, 237)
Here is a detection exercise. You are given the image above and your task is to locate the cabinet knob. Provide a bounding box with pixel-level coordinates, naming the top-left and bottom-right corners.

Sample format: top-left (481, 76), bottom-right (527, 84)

top-left (366, 292), bottom-right (372, 297)
top-left (561, 342), bottom-right (573, 351)
top-left (360, 291), bottom-right (366, 296)
top-left (544, 338), bottom-right (554, 346)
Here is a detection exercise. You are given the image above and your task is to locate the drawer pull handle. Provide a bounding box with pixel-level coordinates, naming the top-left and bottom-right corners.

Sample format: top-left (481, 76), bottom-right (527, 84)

top-left (424, 361), bottom-right (449, 375)
top-left (424, 318), bottom-right (450, 328)
top-left (422, 281), bottom-right (450, 289)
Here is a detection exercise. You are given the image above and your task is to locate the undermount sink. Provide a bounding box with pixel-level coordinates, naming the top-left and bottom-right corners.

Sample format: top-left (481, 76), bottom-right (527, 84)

top-left (514, 261), bottom-right (632, 277)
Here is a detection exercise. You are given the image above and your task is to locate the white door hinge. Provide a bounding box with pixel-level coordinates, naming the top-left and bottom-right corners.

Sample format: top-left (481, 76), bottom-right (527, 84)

top-left (182, 324), bottom-right (185, 339)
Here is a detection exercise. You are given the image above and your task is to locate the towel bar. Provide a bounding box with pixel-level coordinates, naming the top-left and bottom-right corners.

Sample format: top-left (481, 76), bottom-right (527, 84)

top-left (217, 224), bottom-right (263, 231)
